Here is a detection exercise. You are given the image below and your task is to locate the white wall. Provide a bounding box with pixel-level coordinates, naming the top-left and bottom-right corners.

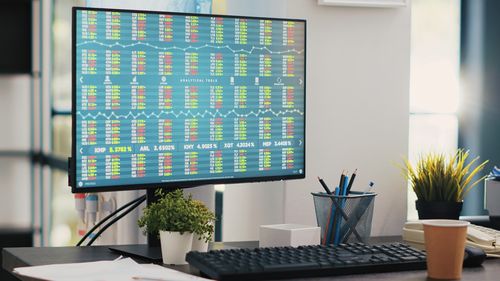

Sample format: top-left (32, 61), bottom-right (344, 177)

top-left (223, 182), bottom-right (284, 241)
top-left (223, 0), bottom-right (411, 238)
top-left (284, 1), bottom-right (411, 236)
top-left (222, 0), bottom-right (288, 242)
top-left (226, 0), bottom-right (287, 17)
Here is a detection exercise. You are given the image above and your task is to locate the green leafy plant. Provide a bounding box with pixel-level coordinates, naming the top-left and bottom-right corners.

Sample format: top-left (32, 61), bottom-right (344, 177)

top-left (138, 189), bottom-right (215, 241)
top-left (191, 200), bottom-right (216, 243)
top-left (401, 149), bottom-right (488, 202)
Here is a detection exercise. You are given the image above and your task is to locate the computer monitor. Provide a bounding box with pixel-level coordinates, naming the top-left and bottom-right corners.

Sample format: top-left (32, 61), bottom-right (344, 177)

top-left (70, 8), bottom-right (306, 195)
top-left (70, 6), bottom-right (306, 260)
top-left (70, 7), bottom-right (306, 193)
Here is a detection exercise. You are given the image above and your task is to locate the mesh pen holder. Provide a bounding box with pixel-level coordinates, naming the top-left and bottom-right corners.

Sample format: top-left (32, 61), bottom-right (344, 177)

top-left (312, 191), bottom-right (376, 245)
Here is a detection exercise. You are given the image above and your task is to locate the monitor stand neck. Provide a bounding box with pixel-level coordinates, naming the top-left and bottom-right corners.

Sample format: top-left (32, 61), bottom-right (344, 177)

top-left (108, 187), bottom-right (174, 262)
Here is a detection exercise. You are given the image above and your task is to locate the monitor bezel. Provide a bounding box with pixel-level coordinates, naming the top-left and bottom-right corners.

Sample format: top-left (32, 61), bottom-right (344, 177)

top-left (71, 6), bottom-right (306, 193)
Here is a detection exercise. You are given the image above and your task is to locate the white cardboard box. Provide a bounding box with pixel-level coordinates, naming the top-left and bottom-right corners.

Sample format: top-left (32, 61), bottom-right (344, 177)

top-left (485, 179), bottom-right (500, 216)
top-left (259, 224), bottom-right (321, 247)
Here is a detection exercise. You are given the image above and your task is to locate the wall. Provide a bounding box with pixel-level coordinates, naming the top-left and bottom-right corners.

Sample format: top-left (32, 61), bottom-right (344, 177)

top-left (284, 0), bottom-right (411, 235)
top-left (223, 182), bottom-right (285, 241)
top-left (223, 0), bottom-right (411, 239)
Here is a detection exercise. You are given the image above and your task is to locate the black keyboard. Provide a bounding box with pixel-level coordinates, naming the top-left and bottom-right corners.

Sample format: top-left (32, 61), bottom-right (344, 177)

top-left (186, 242), bottom-right (426, 281)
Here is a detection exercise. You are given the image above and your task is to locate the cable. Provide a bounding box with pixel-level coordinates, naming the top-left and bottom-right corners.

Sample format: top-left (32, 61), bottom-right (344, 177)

top-left (86, 195), bottom-right (147, 246)
top-left (76, 195), bottom-right (146, 246)
top-left (77, 195), bottom-right (145, 246)
top-left (86, 195), bottom-right (146, 246)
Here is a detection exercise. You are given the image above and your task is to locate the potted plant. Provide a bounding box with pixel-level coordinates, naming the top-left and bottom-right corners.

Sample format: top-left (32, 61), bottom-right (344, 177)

top-left (191, 199), bottom-right (216, 252)
top-left (137, 189), bottom-right (215, 264)
top-left (402, 149), bottom-right (488, 219)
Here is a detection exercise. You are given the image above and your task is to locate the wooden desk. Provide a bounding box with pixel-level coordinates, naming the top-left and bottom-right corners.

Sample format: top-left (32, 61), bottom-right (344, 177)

top-left (3, 238), bottom-right (500, 281)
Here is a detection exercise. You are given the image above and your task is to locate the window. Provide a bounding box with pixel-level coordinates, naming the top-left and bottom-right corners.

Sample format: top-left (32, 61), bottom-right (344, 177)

top-left (408, 0), bottom-right (461, 220)
top-left (50, 0), bottom-right (84, 246)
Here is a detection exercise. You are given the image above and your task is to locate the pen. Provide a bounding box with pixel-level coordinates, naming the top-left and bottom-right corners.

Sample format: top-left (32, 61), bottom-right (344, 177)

top-left (363, 181), bottom-right (375, 194)
top-left (318, 176), bottom-right (332, 194)
top-left (346, 169), bottom-right (357, 195)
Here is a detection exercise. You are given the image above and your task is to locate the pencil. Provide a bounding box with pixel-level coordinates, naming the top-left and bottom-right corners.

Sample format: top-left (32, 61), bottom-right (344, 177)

top-left (338, 171), bottom-right (345, 194)
top-left (318, 176), bottom-right (332, 194)
top-left (334, 175), bottom-right (349, 245)
top-left (346, 169), bottom-right (357, 194)
top-left (322, 207), bottom-right (332, 245)
top-left (326, 187), bottom-right (340, 244)
top-left (318, 177), bottom-right (334, 244)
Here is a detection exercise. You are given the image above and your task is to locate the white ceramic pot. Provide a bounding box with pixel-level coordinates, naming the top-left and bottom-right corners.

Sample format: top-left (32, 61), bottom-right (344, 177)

top-left (191, 234), bottom-right (209, 252)
top-left (159, 231), bottom-right (194, 265)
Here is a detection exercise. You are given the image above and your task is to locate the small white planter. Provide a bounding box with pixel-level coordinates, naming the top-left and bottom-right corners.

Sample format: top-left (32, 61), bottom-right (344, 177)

top-left (191, 234), bottom-right (209, 252)
top-left (159, 231), bottom-right (194, 265)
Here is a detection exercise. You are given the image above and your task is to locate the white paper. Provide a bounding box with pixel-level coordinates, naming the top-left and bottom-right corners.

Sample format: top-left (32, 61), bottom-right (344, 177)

top-left (13, 258), bottom-right (213, 281)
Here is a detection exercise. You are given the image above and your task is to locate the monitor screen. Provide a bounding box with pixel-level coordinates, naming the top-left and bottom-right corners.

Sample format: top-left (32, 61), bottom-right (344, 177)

top-left (71, 7), bottom-right (306, 192)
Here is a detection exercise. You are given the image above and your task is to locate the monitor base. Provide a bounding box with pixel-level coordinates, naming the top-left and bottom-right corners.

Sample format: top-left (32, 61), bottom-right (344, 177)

top-left (108, 244), bottom-right (162, 263)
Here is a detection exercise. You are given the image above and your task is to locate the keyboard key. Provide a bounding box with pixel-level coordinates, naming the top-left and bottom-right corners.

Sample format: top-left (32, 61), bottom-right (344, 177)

top-left (263, 262), bottom-right (319, 271)
top-left (400, 256), bottom-right (419, 261)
